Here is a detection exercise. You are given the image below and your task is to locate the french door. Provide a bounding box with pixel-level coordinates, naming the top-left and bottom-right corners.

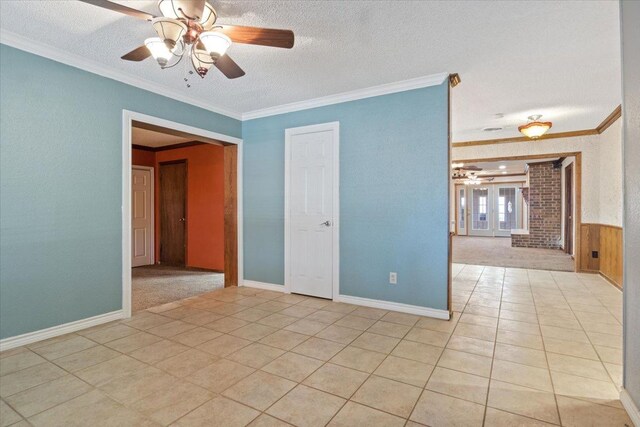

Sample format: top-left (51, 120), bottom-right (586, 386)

top-left (470, 187), bottom-right (493, 236)
top-left (456, 186), bottom-right (467, 236)
top-left (494, 186), bottom-right (519, 237)
top-left (457, 183), bottom-right (522, 237)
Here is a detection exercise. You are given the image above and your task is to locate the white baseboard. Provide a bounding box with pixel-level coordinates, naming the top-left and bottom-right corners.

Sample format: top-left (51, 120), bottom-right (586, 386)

top-left (335, 294), bottom-right (450, 320)
top-left (242, 281), bottom-right (449, 320)
top-left (242, 280), bottom-right (288, 293)
top-left (621, 388), bottom-right (640, 427)
top-left (0, 310), bottom-right (125, 352)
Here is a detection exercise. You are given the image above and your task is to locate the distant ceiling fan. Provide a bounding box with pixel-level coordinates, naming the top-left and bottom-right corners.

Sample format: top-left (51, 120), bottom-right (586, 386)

top-left (451, 164), bottom-right (483, 179)
top-left (79, 0), bottom-right (295, 80)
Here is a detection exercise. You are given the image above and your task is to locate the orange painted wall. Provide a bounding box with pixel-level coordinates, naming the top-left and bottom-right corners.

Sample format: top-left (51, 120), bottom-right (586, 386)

top-left (132, 148), bottom-right (155, 167)
top-left (154, 144), bottom-right (225, 271)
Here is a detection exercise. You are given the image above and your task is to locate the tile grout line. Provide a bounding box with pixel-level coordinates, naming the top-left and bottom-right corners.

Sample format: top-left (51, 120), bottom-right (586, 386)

top-left (532, 270), bottom-right (564, 426)
top-left (481, 265), bottom-right (504, 426)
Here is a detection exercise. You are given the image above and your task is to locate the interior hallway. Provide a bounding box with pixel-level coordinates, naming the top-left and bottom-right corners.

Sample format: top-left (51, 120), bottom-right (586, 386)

top-left (132, 265), bottom-right (224, 312)
top-left (0, 264), bottom-right (628, 426)
top-left (453, 236), bottom-right (575, 272)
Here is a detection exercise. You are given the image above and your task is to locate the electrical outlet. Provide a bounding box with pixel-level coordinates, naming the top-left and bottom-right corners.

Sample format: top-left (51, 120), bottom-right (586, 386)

top-left (389, 272), bottom-right (397, 284)
top-left (592, 251), bottom-right (599, 259)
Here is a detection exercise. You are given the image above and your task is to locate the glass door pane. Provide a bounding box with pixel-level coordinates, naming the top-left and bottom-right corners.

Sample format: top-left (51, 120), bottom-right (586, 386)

top-left (498, 187), bottom-right (517, 230)
top-left (471, 187), bottom-right (491, 235)
top-left (457, 187), bottom-right (466, 235)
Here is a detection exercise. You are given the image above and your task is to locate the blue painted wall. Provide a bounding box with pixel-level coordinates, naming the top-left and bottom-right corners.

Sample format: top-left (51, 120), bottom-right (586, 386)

top-left (242, 83), bottom-right (449, 310)
top-left (0, 44), bottom-right (241, 339)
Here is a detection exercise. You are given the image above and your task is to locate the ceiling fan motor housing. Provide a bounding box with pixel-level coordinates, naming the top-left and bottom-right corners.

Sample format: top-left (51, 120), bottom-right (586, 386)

top-left (184, 21), bottom-right (204, 45)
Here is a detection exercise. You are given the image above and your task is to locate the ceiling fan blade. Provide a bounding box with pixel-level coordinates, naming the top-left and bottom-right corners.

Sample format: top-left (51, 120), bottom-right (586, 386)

top-left (78, 0), bottom-right (155, 20)
top-left (121, 45), bottom-right (151, 61)
top-left (214, 55), bottom-right (245, 79)
top-left (217, 25), bottom-right (294, 49)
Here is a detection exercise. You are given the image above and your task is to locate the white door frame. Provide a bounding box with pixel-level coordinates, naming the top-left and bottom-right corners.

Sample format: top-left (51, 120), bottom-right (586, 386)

top-left (131, 165), bottom-right (155, 266)
top-left (284, 121), bottom-right (340, 299)
top-left (122, 110), bottom-right (243, 318)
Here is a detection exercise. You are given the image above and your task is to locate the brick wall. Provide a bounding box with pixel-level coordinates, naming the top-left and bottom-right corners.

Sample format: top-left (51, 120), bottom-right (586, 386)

top-left (512, 162), bottom-right (562, 249)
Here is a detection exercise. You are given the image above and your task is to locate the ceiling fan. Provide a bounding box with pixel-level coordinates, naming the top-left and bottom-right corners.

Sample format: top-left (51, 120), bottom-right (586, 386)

top-left (78, 0), bottom-right (295, 80)
top-left (451, 164), bottom-right (483, 179)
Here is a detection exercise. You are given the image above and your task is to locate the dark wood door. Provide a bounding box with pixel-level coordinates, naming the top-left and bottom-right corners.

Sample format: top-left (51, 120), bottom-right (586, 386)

top-left (565, 163), bottom-right (573, 254)
top-left (160, 161), bottom-right (187, 265)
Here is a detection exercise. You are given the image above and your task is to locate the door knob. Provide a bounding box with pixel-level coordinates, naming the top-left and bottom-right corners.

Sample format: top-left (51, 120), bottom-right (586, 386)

top-left (320, 220), bottom-right (331, 227)
top-left (179, 218), bottom-right (185, 222)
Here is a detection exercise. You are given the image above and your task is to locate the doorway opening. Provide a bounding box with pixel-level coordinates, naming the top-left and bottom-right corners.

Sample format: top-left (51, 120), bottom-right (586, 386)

top-left (451, 154), bottom-right (579, 272)
top-left (123, 111), bottom-right (242, 316)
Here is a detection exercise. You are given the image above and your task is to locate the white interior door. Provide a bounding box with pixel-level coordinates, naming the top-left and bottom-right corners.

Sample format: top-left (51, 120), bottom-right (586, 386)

top-left (286, 123), bottom-right (339, 299)
top-left (132, 167), bottom-right (153, 267)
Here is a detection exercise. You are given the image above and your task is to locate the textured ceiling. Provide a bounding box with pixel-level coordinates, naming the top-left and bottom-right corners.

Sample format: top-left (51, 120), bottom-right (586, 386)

top-left (0, 1), bottom-right (621, 141)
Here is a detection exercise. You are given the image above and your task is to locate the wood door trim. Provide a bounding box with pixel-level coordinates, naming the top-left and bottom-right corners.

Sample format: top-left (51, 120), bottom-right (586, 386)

top-left (224, 145), bottom-right (238, 287)
top-left (159, 159), bottom-right (188, 266)
top-left (447, 82), bottom-right (452, 316)
top-left (565, 163), bottom-right (574, 255)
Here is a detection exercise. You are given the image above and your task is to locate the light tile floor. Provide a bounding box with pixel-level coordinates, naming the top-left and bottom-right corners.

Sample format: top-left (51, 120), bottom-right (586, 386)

top-left (0, 264), bottom-right (631, 426)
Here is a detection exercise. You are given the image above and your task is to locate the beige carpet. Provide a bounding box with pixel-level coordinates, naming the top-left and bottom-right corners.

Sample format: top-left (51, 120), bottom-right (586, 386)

top-left (452, 235), bottom-right (575, 271)
top-left (132, 265), bottom-right (224, 312)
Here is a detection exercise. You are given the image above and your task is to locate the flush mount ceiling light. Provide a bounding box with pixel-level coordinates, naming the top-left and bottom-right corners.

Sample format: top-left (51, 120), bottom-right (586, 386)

top-left (499, 165), bottom-right (506, 170)
top-left (518, 115), bottom-right (552, 139)
top-left (78, 0), bottom-right (295, 82)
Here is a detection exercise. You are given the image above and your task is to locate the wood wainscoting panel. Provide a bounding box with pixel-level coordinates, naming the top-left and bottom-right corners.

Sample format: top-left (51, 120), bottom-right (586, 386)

top-left (600, 225), bottom-right (623, 288)
top-left (223, 145), bottom-right (238, 287)
top-left (580, 223), bottom-right (623, 288)
top-left (580, 224), bottom-right (600, 272)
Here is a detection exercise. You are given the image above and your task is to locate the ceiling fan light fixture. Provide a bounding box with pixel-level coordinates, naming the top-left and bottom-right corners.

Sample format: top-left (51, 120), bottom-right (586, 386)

top-left (157, 0), bottom-right (181, 19)
top-left (191, 49), bottom-right (214, 77)
top-left (200, 3), bottom-right (218, 29)
top-left (199, 31), bottom-right (231, 60)
top-left (151, 17), bottom-right (187, 50)
top-left (518, 115), bottom-right (552, 139)
top-left (145, 37), bottom-right (173, 67)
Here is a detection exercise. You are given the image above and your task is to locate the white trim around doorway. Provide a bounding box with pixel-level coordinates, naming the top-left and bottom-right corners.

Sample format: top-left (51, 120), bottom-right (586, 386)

top-left (284, 121), bottom-right (340, 298)
top-left (122, 110), bottom-right (243, 318)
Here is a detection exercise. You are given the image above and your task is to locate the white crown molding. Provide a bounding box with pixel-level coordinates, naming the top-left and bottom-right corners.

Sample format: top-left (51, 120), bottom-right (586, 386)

top-left (242, 72), bottom-right (450, 120)
top-left (335, 294), bottom-right (450, 320)
top-left (1, 30), bottom-right (447, 123)
top-left (621, 388), bottom-right (640, 427)
top-left (0, 310), bottom-right (124, 351)
top-left (242, 280), bottom-right (288, 293)
top-left (0, 30), bottom-right (243, 120)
